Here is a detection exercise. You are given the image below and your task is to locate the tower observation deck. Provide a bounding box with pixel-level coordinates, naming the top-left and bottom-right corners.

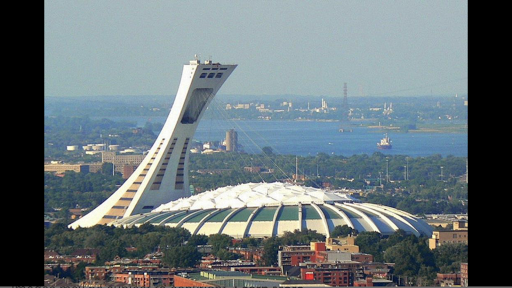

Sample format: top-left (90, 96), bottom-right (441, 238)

top-left (69, 58), bottom-right (237, 229)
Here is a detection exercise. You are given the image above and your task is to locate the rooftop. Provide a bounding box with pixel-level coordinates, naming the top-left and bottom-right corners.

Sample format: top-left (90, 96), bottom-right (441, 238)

top-left (154, 182), bottom-right (358, 211)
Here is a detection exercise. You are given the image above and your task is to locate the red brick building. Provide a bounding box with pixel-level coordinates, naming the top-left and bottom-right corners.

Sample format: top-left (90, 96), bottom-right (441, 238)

top-left (436, 273), bottom-right (461, 286)
top-left (300, 261), bottom-right (363, 287)
top-left (230, 247), bottom-right (263, 262)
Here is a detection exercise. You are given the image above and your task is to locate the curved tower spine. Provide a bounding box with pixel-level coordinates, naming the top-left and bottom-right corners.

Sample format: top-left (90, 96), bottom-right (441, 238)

top-left (69, 58), bottom-right (237, 229)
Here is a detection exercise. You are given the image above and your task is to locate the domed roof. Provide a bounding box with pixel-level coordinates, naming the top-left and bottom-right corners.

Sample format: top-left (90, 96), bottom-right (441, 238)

top-left (112, 182), bottom-right (433, 238)
top-left (153, 182), bottom-right (358, 211)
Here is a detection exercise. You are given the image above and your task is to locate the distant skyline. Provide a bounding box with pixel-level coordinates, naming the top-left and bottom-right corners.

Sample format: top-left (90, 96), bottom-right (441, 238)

top-left (44, 1), bottom-right (467, 98)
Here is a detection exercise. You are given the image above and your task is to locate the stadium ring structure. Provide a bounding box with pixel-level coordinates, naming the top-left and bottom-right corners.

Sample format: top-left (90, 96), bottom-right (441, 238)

top-left (111, 182), bottom-right (433, 238)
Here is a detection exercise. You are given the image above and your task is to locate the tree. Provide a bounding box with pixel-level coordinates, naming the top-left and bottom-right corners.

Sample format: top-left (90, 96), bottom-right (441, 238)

top-left (384, 229), bottom-right (408, 249)
top-left (187, 234), bottom-right (209, 247)
top-left (159, 227), bottom-right (191, 249)
top-left (262, 146), bottom-right (273, 155)
top-left (137, 232), bottom-right (161, 255)
top-left (354, 231), bottom-right (387, 262)
top-left (433, 243), bottom-right (468, 273)
top-left (280, 229), bottom-right (326, 246)
top-left (72, 262), bottom-right (89, 281)
top-left (330, 225), bottom-right (357, 238)
top-left (215, 248), bottom-right (240, 260)
top-left (262, 237), bottom-right (280, 266)
top-left (162, 246), bottom-right (201, 268)
top-left (97, 239), bottom-right (126, 265)
top-left (383, 235), bottom-right (436, 285)
top-left (208, 233), bottom-right (234, 255)
top-left (101, 162), bottom-right (114, 175)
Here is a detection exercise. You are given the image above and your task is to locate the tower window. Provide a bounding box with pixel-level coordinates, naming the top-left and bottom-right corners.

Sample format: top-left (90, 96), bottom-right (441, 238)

top-left (180, 88), bottom-right (214, 124)
top-left (207, 73), bottom-right (215, 78)
top-left (216, 73), bottom-right (223, 78)
top-left (199, 73), bottom-right (207, 78)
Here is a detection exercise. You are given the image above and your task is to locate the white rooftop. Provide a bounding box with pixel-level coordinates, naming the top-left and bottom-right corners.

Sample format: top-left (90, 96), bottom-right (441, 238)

top-left (153, 182), bottom-right (358, 212)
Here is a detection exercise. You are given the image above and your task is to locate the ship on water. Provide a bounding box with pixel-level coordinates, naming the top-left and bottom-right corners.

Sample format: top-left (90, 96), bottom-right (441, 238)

top-left (338, 127), bottom-right (353, 133)
top-left (377, 133), bottom-right (392, 149)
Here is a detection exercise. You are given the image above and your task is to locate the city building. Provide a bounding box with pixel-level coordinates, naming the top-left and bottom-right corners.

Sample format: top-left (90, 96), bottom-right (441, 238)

top-left (326, 236), bottom-right (360, 252)
top-left (111, 270), bottom-right (173, 287)
top-left (428, 230), bottom-right (468, 249)
top-left (44, 163), bottom-right (93, 174)
top-left (453, 220), bottom-right (468, 230)
top-left (300, 261), bottom-right (363, 287)
top-left (225, 129), bottom-right (238, 152)
top-left (461, 262), bottom-right (468, 287)
top-left (435, 273), bottom-right (461, 286)
top-left (69, 57), bottom-right (237, 229)
top-left (101, 151), bottom-right (145, 167)
top-left (231, 266), bottom-right (281, 276)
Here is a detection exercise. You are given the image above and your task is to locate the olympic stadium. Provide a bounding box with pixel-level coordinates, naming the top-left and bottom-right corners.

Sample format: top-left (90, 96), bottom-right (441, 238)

top-left (111, 182), bottom-right (433, 238)
top-left (69, 57), bottom-right (433, 239)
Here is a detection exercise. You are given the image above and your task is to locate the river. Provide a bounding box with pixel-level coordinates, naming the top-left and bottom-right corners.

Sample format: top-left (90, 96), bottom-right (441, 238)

top-left (97, 116), bottom-right (467, 158)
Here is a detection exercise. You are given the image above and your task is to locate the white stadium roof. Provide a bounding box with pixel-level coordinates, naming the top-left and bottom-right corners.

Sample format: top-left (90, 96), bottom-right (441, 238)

top-left (112, 182), bottom-right (433, 238)
top-left (153, 182), bottom-right (357, 211)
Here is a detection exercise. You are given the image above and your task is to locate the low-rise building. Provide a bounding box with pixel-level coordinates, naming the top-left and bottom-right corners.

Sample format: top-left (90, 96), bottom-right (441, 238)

top-left (111, 270), bottom-right (173, 287)
top-left (461, 262), bottom-right (468, 287)
top-left (44, 163), bottom-right (91, 174)
top-left (428, 230), bottom-right (468, 249)
top-left (300, 261), bottom-right (364, 287)
top-left (326, 236), bottom-right (360, 252)
top-left (231, 266), bottom-right (282, 276)
top-left (435, 273), bottom-right (461, 286)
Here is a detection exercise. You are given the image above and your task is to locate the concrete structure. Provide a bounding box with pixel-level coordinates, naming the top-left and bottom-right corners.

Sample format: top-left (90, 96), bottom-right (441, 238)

top-left (67, 145), bottom-right (78, 151)
top-left (326, 236), bottom-right (360, 253)
top-left (225, 128), bottom-right (238, 151)
top-left (461, 262), bottom-right (468, 287)
top-left (69, 57), bottom-right (237, 228)
top-left (112, 182), bottom-right (433, 238)
top-left (453, 220), bottom-right (468, 230)
top-left (101, 151), bottom-right (146, 176)
top-left (44, 163), bottom-right (91, 174)
top-left (428, 230), bottom-right (468, 249)
top-left (109, 144), bottom-right (120, 151)
top-left (101, 151), bottom-right (145, 166)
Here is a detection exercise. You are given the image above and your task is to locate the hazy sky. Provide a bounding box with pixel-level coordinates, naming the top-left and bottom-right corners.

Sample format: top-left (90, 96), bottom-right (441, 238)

top-left (44, 1), bottom-right (467, 98)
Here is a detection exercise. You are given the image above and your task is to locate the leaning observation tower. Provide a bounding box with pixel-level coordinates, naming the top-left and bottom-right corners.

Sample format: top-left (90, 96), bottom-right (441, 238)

top-left (69, 57), bottom-right (237, 229)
